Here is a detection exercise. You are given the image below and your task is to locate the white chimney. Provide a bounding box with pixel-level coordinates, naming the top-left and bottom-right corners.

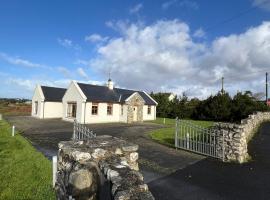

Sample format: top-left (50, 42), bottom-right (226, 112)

top-left (107, 78), bottom-right (114, 90)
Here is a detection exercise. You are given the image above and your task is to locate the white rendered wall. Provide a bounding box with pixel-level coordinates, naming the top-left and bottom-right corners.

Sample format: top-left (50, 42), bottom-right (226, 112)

top-left (119, 104), bottom-right (128, 123)
top-left (31, 87), bottom-right (44, 118)
top-left (143, 105), bottom-right (156, 121)
top-left (84, 102), bottom-right (126, 124)
top-left (62, 82), bottom-right (85, 123)
top-left (43, 102), bottom-right (63, 118)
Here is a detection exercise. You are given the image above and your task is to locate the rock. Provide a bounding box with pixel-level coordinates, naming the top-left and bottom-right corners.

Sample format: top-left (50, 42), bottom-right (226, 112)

top-left (92, 148), bottom-right (107, 159)
top-left (129, 152), bottom-right (139, 162)
top-left (139, 184), bottom-right (148, 191)
top-left (68, 169), bottom-right (93, 196)
top-left (115, 148), bottom-right (123, 155)
top-left (122, 144), bottom-right (139, 152)
top-left (71, 151), bottom-right (91, 162)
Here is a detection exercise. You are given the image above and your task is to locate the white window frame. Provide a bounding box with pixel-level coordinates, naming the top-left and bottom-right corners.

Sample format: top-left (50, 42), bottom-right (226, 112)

top-left (67, 102), bottom-right (77, 118)
top-left (147, 105), bottom-right (151, 115)
top-left (107, 103), bottom-right (113, 115)
top-left (34, 101), bottom-right (38, 115)
top-left (92, 103), bottom-right (98, 115)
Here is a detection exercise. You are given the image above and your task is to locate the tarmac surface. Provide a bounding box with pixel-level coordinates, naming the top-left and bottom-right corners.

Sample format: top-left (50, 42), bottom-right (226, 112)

top-left (6, 116), bottom-right (270, 199)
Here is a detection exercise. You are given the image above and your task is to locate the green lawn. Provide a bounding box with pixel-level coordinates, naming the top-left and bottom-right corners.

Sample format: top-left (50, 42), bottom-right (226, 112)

top-left (149, 118), bottom-right (214, 147)
top-left (0, 120), bottom-right (55, 200)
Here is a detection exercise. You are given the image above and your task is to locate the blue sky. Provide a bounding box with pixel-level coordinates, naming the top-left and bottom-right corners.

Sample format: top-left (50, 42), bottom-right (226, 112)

top-left (1, 0), bottom-right (270, 99)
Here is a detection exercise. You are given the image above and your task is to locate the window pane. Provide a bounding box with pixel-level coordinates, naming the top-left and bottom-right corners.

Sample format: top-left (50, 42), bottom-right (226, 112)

top-left (107, 104), bottom-right (113, 115)
top-left (92, 104), bottom-right (98, 115)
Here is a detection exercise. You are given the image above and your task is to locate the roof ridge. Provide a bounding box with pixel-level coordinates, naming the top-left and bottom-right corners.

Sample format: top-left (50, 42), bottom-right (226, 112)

top-left (41, 85), bottom-right (66, 90)
top-left (77, 82), bottom-right (141, 92)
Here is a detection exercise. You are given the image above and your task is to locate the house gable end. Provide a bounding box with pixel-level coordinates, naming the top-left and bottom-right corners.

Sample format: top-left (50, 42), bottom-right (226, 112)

top-left (32, 85), bottom-right (45, 101)
top-left (125, 92), bottom-right (145, 105)
top-left (63, 81), bottom-right (87, 102)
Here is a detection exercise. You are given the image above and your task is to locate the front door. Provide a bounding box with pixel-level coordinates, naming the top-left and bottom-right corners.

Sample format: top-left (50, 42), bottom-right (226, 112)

top-left (67, 102), bottom-right (77, 118)
top-left (72, 104), bottom-right (76, 118)
top-left (133, 106), bottom-right (137, 122)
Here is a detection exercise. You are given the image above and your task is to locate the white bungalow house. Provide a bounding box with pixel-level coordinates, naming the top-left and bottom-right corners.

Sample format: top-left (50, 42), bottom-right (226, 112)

top-left (62, 79), bottom-right (157, 124)
top-left (32, 85), bottom-right (66, 118)
top-left (32, 79), bottom-right (158, 124)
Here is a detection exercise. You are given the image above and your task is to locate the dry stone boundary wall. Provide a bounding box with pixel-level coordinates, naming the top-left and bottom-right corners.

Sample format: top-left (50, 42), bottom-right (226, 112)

top-left (55, 135), bottom-right (154, 200)
top-left (214, 112), bottom-right (270, 163)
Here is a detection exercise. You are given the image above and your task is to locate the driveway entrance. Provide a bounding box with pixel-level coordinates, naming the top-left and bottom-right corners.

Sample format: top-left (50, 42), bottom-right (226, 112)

top-left (5, 116), bottom-right (204, 184)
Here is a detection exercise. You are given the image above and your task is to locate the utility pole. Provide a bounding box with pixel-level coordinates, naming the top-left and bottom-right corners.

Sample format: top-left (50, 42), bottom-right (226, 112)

top-left (221, 77), bottom-right (224, 94)
top-left (266, 72), bottom-right (268, 104)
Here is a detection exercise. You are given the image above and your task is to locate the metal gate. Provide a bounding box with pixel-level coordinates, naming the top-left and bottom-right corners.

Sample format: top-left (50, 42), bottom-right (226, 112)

top-left (73, 120), bottom-right (96, 140)
top-left (175, 118), bottom-right (225, 161)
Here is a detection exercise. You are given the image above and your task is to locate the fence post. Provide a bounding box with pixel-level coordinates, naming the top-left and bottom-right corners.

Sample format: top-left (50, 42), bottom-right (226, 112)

top-left (12, 125), bottom-right (15, 137)
top-left (175, 117), bottom-right (178, 148)
top-left (163, 118), bottom-right (166, 124)
top-left (52, 156), bottom-right (57, 187)
top-left (187, 132), bottom-right (190, 149)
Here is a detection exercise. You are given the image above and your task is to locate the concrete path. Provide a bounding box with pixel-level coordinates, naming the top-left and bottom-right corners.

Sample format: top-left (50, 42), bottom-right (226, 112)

top-left (148, 122), bottom-right (270, 200)
top-left (5, 116), bottom-right (204, 184)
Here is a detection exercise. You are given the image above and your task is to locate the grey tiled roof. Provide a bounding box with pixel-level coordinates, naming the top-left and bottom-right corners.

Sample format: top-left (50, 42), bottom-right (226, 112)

top-left (77, 82), bottom-right (157, 105)
top-left (41, 86), bottom-right (66, 102)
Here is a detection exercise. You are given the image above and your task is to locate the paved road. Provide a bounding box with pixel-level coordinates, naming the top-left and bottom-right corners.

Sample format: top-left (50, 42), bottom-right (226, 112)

top-left (148, 122), bottom-right (270, 200)
top-left (5, 116), bottom-right (204, 183)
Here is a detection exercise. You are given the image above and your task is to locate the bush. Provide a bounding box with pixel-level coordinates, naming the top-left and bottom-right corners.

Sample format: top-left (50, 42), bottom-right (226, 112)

top-left (151, 91), bottom-right (269, 122)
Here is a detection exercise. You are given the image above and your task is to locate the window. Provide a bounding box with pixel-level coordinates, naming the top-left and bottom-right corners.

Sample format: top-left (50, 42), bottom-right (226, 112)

top-left (147, 105), bottom-right (151, 115)
top-left (121, 104), bottom-right (124, 115)
top-left (34, 101), bottom-right (38, 115)
top-left (92, 103), bottom-right (98, 115)
top-left (107, 104), bottom-right (113, 115)
top-left (67, 102), bottom-right (77, 118)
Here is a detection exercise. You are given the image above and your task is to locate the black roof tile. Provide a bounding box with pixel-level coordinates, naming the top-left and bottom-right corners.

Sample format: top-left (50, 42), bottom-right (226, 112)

top-left (41, 86), bottom-right (66, 102)
top-left (77, 82), bottom-right (157, 105)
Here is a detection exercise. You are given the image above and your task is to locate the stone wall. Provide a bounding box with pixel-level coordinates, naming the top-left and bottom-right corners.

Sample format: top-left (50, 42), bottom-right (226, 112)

top-left (55, 135), bottom-right (154, 200)
top-left (214, 112), bottom-right (270, 163)
top-left (126, 93), bottom-right (145, 123)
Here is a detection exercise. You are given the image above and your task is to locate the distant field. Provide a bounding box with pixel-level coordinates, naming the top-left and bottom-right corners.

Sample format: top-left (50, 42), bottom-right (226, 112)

top-left (149, 117), bottom-right (214, 147)
top-left (0, 120), bottom-right (55, 199)
top-left (0, 102), bottom-right (31, 116)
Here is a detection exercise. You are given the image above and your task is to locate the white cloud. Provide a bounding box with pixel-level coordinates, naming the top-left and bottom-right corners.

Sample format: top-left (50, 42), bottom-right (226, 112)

top-left (85, 34), bottom-right (108, 43)
top-left (0, 52), bottom-right (44, 68)
top-left (252, 0), bottom-right (270, 11)
top-left (77, 67), bottom-right (89, 79)
top-left (74, 59), bottom-right (91, 66)
top-left (0, 74), bottom-right (71, 98)
top-left (57, 38), bottom-right (72, 47)
top-left (89, 20), bottom-right (270, 99)
top-left (129, 3), bottom-right (143, 14)
top-left (57, 38), bottom-right (81, 51)
top-left (57, 66), bottom-right (71, 78)
top-left (162, 0), bottom-right (199, 10)
top-left (193, 28), bottom-right (205, 38)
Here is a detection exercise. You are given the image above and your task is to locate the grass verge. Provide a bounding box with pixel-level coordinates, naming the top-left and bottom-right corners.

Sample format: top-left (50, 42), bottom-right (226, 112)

top-left (0, 120), bottom-right (55, 200)
top-left (149, 118), bottom-right (214, 147)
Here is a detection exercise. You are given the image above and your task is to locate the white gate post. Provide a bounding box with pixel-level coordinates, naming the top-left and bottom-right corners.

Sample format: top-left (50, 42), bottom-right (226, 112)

top-left (187, 132), bottom-right (190, 149)
top-left (52, 156), bottom-right (57, 187)
top-left (12, 125), bottom-right (15, 136)
top-left (175, 117), bottom-right (178, 148)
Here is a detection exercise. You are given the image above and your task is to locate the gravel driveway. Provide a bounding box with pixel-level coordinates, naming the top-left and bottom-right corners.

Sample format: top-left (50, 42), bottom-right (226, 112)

top-left (5, 116), bottom-right (204, 183)
top-left (5, 116), bottom-right (268, 199)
